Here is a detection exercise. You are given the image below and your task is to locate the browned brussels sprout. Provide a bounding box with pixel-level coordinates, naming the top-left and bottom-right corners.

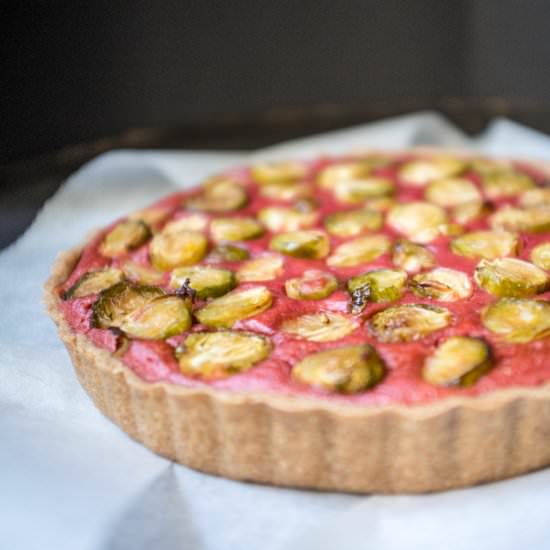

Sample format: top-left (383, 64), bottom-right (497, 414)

top-left (422, 336), bottom-right (492, 387)
top-left (179, 331), bottom-right (272, 378)
top-left (99, 220), bottom-right (151, 257)
top-left (292, 344), bottom-right (385, 393)
top-left (368, 304), bottom-right (452, 343)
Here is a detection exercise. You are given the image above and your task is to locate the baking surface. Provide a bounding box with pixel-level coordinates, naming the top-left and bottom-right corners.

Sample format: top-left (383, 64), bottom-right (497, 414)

top-left (3, 112), bottom-right (550, 550)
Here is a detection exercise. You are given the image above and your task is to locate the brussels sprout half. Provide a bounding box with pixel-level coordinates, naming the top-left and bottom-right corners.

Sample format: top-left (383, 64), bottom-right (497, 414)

top-left (178, 331), bottom-right (272, 378)
top-left (474, 258), bottom-right (550, 298)
top-left (451, 231), bottom-right (518, 260)
top-left (150, 230), bottom-right (208, 271)
top-left (99, 220), bottom-right (151, 258)
top-left (317, 160), bottom-right (373, 187)
top-left (392, 239), bottom-right (436, 273)
top-left (519, 188), bottom-right (550, 208)
top-left (259, 181), bottom-right (311, 201)
top-left (422, 336), bottom-right (492, 387)
top-left (387, 202), bottom-right (448, 243)
top-left (92, 281), bottom-right (163, 328)
top-left (251, 161), bottom-right (307, 184)
top-left (347, 269), bottom-right (407, 313)
top-left (398, 157), bottom-right (466, 186)
top-left (195, 286), bottom-right (273, 328)
top-left (285, 270), bottom-right (338, 300)
top-left (531, 243), bottom-right (550, 270)
top-left (170, 266), bottom-right (236, 298)
top-left (368, 304), bottom-right (452, 343)
top-left (425, 177), bottom-right (481, 207)
top-left (64, 268), bottom-right (124, 299)
top-left (237, 255), bottom-right (284, 282)
top-left (451, 200), bottom-right (488, 225)
top-left (324, 209), bottom-right (383, 237)
top-left (332, 177), bottom-right (395, 203)
top-left (210, 217), bottom-right (264, 242)
top-left (481, 170), bottom-right (535, 199)
top-left (481, 298), bottom-right (550, 343)
top-left (121, 261), bottom-right (165, 285)
top-left (258, 206), bottom-right (318, 232)
top-left (327, 234), bottom-right (391, 268)
top-left (281, 312), bottom-right (358, 342)
top-left (270, 230), bottom-right (330, 259)
top-left (185, 178), bottom-right (248, 212)
top-left (120, 295), bottom-right (192, 339)
top-left (207, 244), bottom-right (250, 262)
top-left (292, 344), bottom-right (385, 394)
top-left (410, 268), bottom-right (472, 302)
top-left (490, 206), bottom-right (550, 233)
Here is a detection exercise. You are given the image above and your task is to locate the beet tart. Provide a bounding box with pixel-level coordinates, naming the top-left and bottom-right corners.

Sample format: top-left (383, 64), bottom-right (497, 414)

top-left (45, 149), bottom-right (550, 493)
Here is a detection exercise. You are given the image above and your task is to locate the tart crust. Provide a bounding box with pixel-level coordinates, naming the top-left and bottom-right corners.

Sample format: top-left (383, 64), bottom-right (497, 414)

top-left (44, 150), bottom-right (550, 494)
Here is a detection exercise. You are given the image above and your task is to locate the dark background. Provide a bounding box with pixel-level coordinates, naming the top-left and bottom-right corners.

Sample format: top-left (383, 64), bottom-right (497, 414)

top-left (1, 0), bottom-right (550, 247)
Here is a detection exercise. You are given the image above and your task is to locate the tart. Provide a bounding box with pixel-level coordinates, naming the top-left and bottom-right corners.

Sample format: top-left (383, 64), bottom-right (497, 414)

top-left (44, 149), bottom-right (550, 494)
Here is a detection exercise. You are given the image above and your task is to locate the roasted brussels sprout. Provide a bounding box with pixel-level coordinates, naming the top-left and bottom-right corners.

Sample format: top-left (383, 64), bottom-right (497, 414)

top-left (425, 177), bottom-right (481, 207)
top-left (469, 157), bottom-right (511, 175)
top-left (327, 234), bottom-right (391, 267)
top-left (519, 188), bottom-right (550, 207)
top-left (195, 286), bottom-right (273, 328)
top-left (162, 214), bottom-right (209, 233)
top-left (99, 220), bottom-right (151, 258)
top-left (451, 230), bottom-right (518, 260)
top-left (185, 178), bottom-right (248, 212)
top-left (258, 206), bottom-right (318, 232)
top-left (120, 295), bottom-right (191, 339)
top-left (251, 161), bottom-right (307, 183)
top-left (270, 230), bottom-right (330, 259)
top-left (284, 270), bottom-right (338, 300)
top-left (129, 207), bottom-right (170, 227)
top-left (237, 255), bottom-right (284, 282)
top-left (281, 312), bottom-right (358, 342)
top-left (363, 196), bottom-right (396, 212)
top-left (347, 269), bottom-right (407, 312)
top-left (474, 258), bottom-right (550, 297)
top-left (317, 160), bottom-right (373, 187)
top-left (332, 177), bottom-right (395, 203)
top-left (64, 268), bottom-right (124, 299)
top-left (422, 336), bottom-right (492, 387)
top-left (150, 230), bottom-right (208, 271)
top-left (481, 170), bottom-right (535, 199)
top-left (170, 266), bottom-right (236, 298)
top-left (178, 331), bottom-right (272, 378)
top-left (259, 181), bottom-right (311, 201)
top-left (387, 202), bottom-right (448, 243)
top-left (531, 243), bottom-right (550, 270)
top-left (92, 281), bottom-right (164, 329)
top-left (398, 157), bottom-right (465, 186)
top-left (121, 261), bottom-right (165, 286)
top-left (210, 217), bottom-right (264, 242)
top-left (207, 244), bottom-right (250, 262)
top-left (481, 298), bottom-right (550, 343)
top-left (368, 304), bottom-right (452, 343)
top-left (324, 209), bottom-right (383, 237)
top-left (410, 267), bottom-right (472, 302)
top-left (392, 239), bottom-right (436, 273)
top-left (451, 200), bottom-right (487, 225)
top-left (292, 344), bottom-right (385, 393)
top-left (490, 205), bottom-right (550, 233)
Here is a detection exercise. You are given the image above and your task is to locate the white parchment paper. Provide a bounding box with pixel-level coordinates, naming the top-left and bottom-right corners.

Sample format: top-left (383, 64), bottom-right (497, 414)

top-left (2, 112), bottom-right (550, 550)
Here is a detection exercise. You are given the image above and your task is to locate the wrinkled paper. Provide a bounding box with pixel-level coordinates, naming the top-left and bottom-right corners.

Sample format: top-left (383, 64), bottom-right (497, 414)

top-left (2, 112), bottom-right (550, 550)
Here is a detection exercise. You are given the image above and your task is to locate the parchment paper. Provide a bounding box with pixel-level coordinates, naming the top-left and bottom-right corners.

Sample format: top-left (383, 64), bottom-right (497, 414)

top-left (2, 112), bottom-right (550, 550)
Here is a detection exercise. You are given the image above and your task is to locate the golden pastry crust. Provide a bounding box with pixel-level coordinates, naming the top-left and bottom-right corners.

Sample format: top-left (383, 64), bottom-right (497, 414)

top-left (44, 149), bottom-right (550, 494)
